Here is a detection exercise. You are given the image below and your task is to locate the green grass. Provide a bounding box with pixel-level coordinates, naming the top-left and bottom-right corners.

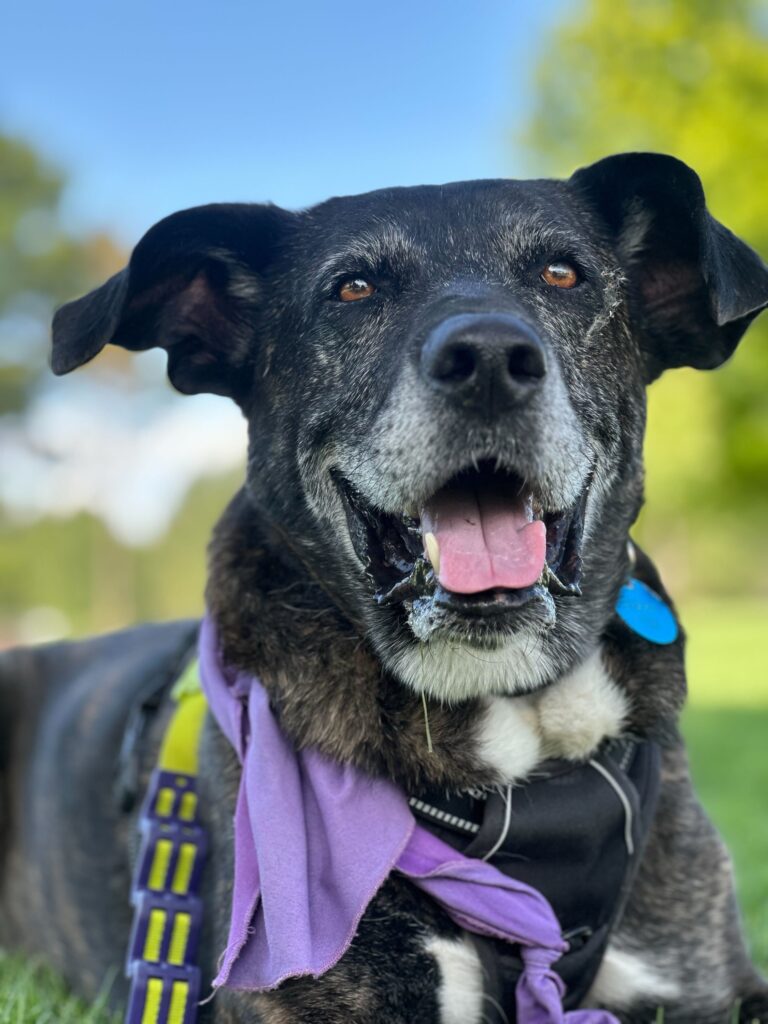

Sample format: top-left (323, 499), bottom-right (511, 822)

top-left (684, 706), bottom-right (768, 971)
top-left (0, 952), bottom-right (118, 1024)
top-left (1, 598), bottom-right (766, 1019)
top-left (679, 596), bottom-right (768, 970)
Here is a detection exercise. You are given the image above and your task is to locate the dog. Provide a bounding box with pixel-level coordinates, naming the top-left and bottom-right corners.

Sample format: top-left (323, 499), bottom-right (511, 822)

top-left (1, 152), bottom-right (767, 1023)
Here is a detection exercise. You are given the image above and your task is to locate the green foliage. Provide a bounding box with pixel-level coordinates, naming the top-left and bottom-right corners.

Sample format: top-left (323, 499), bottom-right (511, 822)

top-left (524, 0), bottom-right (768, 596)
top-left (0, 470), bottom-right (239, 639)
top-left (0, 135), bottom-right (122, 410)
top-left (682, 597), bottom-right (768, 706)
top-left (0, 137), bottom-right (97, 309)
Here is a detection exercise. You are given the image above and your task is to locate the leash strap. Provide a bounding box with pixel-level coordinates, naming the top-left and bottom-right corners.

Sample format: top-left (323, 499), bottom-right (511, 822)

top-left (125, 661), bottom-right (207, 1024)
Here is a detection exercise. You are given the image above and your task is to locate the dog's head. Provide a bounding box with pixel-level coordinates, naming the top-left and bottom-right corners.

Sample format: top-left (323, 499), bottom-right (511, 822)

top-left (52, 154), bottom-right (768, 702)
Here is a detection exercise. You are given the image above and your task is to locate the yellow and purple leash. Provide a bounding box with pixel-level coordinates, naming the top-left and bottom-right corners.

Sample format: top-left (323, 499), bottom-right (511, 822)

top-left (125, 662), bottom-right (207, 1024)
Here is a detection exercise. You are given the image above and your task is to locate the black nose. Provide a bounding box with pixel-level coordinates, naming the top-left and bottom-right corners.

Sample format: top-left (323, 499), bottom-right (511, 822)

top-left (420, 313), bottom-right (547, 413)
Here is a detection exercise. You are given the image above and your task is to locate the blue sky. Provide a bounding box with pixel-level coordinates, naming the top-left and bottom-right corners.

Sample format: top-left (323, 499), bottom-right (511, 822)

top-left (1, 1), bottom-right (571, 553)
top-left (3, 0), bottom-right (566, 243)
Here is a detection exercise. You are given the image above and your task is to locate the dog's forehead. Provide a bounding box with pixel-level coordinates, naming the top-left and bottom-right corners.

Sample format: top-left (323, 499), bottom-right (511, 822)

top-left (297, 177), bottom-right (589, 258)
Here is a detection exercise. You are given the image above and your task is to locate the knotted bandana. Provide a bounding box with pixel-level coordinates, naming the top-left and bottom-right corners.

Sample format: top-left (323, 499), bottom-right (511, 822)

top-left (198, 616), bottom-right (617, 1023)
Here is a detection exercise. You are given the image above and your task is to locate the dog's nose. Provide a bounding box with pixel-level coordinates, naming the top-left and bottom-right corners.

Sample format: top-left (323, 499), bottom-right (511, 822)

top-left (420, 314), bottom-right (547, 412)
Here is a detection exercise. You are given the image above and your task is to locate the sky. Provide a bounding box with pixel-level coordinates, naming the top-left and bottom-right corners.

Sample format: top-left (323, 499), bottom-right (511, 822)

top-left (2, 0), bottom-right (567, 243)
top-left (1, 1), bottom-right (570, 547)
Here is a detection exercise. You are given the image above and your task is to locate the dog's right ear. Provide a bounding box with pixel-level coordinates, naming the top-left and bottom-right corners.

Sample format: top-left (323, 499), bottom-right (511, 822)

top-left (51, 203), bottom-right (293, 400)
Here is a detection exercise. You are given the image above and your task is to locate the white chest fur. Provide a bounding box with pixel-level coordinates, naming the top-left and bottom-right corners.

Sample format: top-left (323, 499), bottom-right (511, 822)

top-left (476, 647), bottom-right (629, 783)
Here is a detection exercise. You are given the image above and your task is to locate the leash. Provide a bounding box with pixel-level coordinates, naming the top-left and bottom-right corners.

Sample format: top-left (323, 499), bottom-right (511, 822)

top-left (125, 662), bottom-right (208, 1024)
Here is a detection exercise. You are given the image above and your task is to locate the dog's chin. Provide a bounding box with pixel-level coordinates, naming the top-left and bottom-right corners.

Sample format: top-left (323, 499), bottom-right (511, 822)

top-left (380, 613), bottom-right (560, 703)
top-left (364, 573), bottom-right (563, 702)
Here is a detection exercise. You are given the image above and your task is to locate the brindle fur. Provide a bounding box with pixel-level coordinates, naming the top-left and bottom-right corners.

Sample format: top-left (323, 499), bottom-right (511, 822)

top-left (2, 153), bottom-right (768, 1022)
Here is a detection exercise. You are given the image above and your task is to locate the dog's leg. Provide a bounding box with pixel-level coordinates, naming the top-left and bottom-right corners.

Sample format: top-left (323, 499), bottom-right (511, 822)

top-left (584, 739), bottom-right (768, 1024)
top-left (202, 878), bottom-right (457, 1024)
top-left (200, 725), bottom-right (458, 1024)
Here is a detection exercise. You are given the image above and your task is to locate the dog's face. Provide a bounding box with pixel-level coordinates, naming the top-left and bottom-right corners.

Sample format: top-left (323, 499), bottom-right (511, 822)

top-left (52, 154), bottom-right (768, 701)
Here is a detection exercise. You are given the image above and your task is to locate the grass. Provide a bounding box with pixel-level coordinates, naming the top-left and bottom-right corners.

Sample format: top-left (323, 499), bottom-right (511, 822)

top-left (683, 706), bottom-right (768, 971)
top-left (0, 953), bottom-right (118, 1024)
top-left (0, 597), bottom-right (766, 1020)
top-left (680, 596), bottom-right (768, 975)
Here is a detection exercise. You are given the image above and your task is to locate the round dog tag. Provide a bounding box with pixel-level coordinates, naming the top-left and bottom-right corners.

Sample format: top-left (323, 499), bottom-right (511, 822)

top-left (615, 578), bottom-right (679, 645)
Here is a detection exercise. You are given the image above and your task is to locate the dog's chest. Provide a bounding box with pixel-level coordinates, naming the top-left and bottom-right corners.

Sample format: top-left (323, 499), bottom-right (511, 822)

top-left (474, 647), bottom-right (629, 782)
top-left (412, 653), bottom-right (656, 1022)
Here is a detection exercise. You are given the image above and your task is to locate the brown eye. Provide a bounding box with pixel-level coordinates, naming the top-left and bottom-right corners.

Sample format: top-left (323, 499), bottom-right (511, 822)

top-left (541, 261), bottom-right (579, 289)
top-left (338, 278), bottom-right (376, 302)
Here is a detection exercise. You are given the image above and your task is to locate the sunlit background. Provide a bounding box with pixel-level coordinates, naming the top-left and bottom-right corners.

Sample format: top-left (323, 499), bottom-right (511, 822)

top-left (1, 0), bottom-right (767, 983)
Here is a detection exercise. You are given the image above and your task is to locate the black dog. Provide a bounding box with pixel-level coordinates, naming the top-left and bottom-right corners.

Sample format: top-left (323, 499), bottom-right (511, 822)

top-left (1, 153), bottom-right (768, 1023)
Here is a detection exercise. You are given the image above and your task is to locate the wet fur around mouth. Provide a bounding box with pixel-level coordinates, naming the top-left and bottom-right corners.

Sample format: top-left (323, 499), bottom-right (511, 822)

top-left (1, 153), bottom-right (768, 1022)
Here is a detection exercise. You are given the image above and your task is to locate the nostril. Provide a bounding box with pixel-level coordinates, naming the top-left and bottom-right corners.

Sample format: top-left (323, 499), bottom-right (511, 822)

top-left (507, 341), bottom-right (546, 382)
top-left (434, 342), bottom-right (477, 383)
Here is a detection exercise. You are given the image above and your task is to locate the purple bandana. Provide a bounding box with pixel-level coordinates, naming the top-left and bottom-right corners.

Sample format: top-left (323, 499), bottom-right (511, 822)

top-left (198, 616), bottom-right (618, 1023)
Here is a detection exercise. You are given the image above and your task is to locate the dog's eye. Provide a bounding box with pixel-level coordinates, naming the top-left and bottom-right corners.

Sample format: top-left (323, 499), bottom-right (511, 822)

top-left (337, 278), bottom-right (376, 302)
top-left (541, 261), bottom-right (579, 289)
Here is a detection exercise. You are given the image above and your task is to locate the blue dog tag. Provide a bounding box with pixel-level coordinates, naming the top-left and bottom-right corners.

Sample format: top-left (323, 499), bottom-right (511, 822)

top-left (615, 577), bottom-right (679, 645)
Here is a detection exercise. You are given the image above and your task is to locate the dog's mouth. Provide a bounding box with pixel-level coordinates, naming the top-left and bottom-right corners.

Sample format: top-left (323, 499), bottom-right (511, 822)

top-left (335, 462), bottom-right (590, 623)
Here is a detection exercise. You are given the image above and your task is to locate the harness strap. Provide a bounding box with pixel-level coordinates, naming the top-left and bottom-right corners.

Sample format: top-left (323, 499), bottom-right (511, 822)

top-left (125, 662), bottom-right (207, 1024)
top-left (411, 736), bottom-right (661, 1013)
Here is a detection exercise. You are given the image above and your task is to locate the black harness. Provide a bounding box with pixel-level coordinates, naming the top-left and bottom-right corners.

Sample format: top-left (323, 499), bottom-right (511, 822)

top-left (410, 737), bottom-right (661, 1015)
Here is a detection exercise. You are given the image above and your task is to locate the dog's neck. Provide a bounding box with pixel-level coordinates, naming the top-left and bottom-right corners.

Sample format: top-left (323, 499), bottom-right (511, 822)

top-left (206, 490), bottom-right (685, 793)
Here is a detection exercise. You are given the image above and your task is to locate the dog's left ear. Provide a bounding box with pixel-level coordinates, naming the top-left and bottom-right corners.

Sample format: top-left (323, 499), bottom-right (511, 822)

top-left (51, 203), bottom-right (293, 400)
top-left (571, 153), bottom-right (768, 381)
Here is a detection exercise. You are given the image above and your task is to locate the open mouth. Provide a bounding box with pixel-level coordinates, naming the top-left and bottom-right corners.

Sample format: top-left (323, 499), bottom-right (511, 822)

top-left (336, 461), bottom-right (590, 622)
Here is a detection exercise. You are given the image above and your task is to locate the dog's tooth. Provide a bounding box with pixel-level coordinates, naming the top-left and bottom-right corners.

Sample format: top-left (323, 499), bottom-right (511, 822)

top-left (424, 531), bottom-right (440, 573)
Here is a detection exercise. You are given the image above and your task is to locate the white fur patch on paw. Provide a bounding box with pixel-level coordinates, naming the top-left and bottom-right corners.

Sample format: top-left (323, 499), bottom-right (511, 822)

top-left (424, 934), bottom-right (484, 1024)
top-left (476, 695), bottom-right (542, 783)
top-left (535, 648), bottom-right (628, 761)
top-left (586, 946), bottom-right (681, 1008)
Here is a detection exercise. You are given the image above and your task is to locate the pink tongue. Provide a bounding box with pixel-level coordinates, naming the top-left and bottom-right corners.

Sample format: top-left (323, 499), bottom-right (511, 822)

top-left (421, 485), bottom-right (546, 594)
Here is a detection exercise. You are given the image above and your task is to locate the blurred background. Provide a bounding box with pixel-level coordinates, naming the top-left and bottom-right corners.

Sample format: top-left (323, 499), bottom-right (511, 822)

top-left (0, 0), bottom-right (766, 979)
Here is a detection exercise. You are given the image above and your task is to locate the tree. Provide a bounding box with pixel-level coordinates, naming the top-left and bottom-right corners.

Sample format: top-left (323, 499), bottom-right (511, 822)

top-left (0, 134), bottom-right (129, 642)
top-left (523, 0), bottom-right (768, 594)
top-left (0, 135), bottom-right (123, 413)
